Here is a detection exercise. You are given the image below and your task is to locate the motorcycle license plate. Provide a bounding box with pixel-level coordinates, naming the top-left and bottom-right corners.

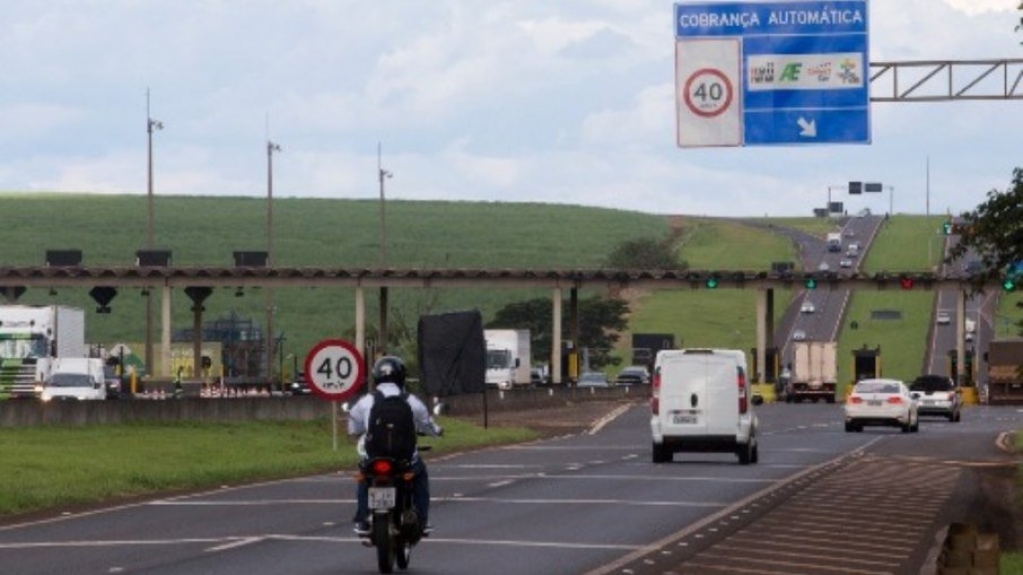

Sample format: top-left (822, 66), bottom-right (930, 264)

top-left (368, 487), bottom-right (396, 510)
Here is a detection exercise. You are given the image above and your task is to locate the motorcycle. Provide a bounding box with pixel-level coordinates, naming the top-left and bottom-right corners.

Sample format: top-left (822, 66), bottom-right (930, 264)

top-left (361, 446), bottom-right (430, 574)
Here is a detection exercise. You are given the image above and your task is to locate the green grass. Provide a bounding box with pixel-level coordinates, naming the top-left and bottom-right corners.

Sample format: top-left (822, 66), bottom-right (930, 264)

top-left (0, 193), bottom-right (670, 366)
top-left (859, 215), bottom-right (949, 273)
top-left (0, 416), bottom-right (535, 518)
top-left (1002, 553), bottom-right (1023, 574)
top-left (749, 216), bottom-right (838, 240)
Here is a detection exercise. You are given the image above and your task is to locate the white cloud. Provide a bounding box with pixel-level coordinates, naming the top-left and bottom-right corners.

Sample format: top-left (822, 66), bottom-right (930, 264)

top-left (0, 1), bottom-right (1019, 218)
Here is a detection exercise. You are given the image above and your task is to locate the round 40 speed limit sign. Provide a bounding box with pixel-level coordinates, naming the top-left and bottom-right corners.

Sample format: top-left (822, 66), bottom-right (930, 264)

top-left (303, 339), bottom-right (366, 402)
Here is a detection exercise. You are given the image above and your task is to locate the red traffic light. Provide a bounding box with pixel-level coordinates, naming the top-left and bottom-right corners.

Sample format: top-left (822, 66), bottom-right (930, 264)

top-left (899, 276), bottom-right (915, 290)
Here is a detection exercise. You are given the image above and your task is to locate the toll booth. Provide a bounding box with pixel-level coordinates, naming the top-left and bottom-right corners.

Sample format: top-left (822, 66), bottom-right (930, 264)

top-left (947, 349), bottom-right (975, 387)
top-left (852, 345), bottom-right (881, 382)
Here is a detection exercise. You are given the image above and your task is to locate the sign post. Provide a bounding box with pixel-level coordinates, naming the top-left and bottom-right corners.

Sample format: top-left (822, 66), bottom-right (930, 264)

top-left (304, 339), bottom-right (367, 450)
top-left (675, 1), bottom-right (870, 147)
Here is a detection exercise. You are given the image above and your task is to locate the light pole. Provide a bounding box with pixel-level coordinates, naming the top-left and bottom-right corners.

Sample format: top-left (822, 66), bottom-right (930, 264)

top-left (886, 185), bottom-right (895, 216)
top-left (378, 142), bottom-right (391, 265)
top-left (266, 137), bottom-right (281, 390)
top-left (377, 143), bottom-right (392, 355)
top-left (145, 90), bottom-right (163, 378)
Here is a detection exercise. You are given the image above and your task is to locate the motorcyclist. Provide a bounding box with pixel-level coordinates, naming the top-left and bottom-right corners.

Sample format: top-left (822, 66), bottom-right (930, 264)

top-left (347, 355), bottom-right (442, 537)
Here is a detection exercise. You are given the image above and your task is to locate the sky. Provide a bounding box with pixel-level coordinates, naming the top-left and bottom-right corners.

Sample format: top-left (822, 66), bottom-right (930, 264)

top-left (0, 0), bottom-right (1020, 218)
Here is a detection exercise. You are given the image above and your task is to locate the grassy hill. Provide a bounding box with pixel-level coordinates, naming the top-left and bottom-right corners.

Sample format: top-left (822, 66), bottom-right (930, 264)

top-left (1, 193), bottom-right (674, 371)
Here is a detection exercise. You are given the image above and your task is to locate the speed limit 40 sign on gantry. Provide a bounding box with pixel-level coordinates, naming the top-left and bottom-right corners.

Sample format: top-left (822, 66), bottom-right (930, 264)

top-left (675, 38), bottom-right (741, 148)
top-left (303, 339), bottom-right (366, 402)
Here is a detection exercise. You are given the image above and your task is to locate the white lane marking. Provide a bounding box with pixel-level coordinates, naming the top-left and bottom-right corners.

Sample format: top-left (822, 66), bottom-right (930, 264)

top-left (0, 533), bottom-right (642, 553)
top-left (430, 496), bottom-right (726, 508)
top-left (487, 480), bottom-right (514, 488)
top-left (587, 404), bottom-right (633, 435)
top-left (206, 536), bottom-right (264, 552)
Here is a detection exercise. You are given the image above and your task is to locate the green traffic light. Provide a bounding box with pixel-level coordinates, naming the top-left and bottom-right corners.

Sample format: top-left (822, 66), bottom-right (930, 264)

top-left (705, 278), bottom-right (719, 289)
top-left (1004, 278), bottom-right (1017, 292)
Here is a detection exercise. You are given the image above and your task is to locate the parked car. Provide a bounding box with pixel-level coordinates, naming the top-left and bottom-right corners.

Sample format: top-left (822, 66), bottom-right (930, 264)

top-left (530, 367), bottom-right (548, 386)
top-left (287, 373), bottom-right (311, 395)
top-left (936, 311), bottom-right (951, 325)
top-left (576, 371), bottom-right (609, 388)
top-left (103, 365), bottom-right (122, 399)
top-left (615, 365), bottom-right (650, 385)
top-left (792, 329), bottom-right (807, 342)
top-left (800, 300), bottom-right (815, 314)
top-left (844, 378), bottom-right (919, 433)
top-left (650, 348), bottom-right (761, 465)
top-left (909, 374), bottom-right (961, 422)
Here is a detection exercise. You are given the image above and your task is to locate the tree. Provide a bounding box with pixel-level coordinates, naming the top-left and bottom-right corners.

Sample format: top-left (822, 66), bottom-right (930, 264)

top-left (605, 237), bottom-right (687, 270)
top-left (487, 295), bottom-right (629, 370)
top-left (948, 168), bottom-right (1023, 277)
top-left (947, 168), bottom-right (1023, 334)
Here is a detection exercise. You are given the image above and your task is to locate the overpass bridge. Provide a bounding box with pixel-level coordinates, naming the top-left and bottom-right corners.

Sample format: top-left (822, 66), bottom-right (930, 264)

top-left (0, 264), bottom-right (993, 385)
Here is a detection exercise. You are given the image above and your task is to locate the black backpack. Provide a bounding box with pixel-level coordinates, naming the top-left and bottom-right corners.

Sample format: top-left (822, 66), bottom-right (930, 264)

top-left (364, 390), bottom-right (417, 461)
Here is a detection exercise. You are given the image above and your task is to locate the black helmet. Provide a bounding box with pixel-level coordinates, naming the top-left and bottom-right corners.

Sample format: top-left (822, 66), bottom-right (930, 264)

top-left (373, 356), bottom-right (406, 387)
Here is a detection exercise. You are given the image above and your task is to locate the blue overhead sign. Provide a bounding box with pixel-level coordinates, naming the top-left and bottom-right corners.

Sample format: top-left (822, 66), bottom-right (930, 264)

top-left (674, 1), bottom-right (870, 148)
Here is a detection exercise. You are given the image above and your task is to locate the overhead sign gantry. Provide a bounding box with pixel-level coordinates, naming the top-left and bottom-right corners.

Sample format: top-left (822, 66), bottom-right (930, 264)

top-left (674, 0), bottom-right (870, 147)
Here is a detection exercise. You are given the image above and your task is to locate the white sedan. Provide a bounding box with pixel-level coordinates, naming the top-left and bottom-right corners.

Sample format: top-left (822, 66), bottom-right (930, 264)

top-left (844, 378), bottom-right (919, 433)
top-left (800, 301), bottom-right (815, 314)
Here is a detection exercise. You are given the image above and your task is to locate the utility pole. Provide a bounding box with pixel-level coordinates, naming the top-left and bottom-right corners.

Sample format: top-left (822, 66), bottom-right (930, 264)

top-left (266, 127), bottom-right (281, 390)
top-left (145, 90), bottom-right (162, 378)
top-left (378, 143), bottom-right (392, 356)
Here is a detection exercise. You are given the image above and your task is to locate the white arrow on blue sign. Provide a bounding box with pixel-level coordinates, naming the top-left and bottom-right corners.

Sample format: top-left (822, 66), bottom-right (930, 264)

top-left (674, 1), bottom-right (871, 147)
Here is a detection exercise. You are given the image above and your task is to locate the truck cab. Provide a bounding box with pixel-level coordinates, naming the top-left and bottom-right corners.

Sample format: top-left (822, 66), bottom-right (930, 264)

top-left (38, 357), bottom-right (106, 401)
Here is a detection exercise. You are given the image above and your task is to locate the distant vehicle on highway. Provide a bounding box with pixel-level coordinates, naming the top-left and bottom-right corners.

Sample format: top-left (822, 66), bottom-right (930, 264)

top-left (576, 372), bottom-right (609, 388)
top-left (844, 378), bottom-right (919, 433)
top-left (818, 261), bottom-right (830, 271)
top-left (936, 311), bottom-right (951, 325)
top-left (909, 375), bottom-right (961, 422)
top-left (839, 258), bottom-right (853, 268)
top-left (800, 301), bottom-right (815, 314)
top-left (792, 329), bottom-right (807, 342)
top-left (615, 366), bottom-right (650, 385)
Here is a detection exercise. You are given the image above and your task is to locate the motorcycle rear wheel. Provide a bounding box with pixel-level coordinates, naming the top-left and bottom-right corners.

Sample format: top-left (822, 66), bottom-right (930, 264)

top-left (374, 516), bottom-right (395, 574)
top-left (396, 538), bottom-right (412, 570)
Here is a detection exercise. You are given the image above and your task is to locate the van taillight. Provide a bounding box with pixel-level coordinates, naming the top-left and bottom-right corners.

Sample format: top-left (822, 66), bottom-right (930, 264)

top-left (737, 367), bottom-right (748, 414)
top-left (651, 371), bottom-right (661, 415)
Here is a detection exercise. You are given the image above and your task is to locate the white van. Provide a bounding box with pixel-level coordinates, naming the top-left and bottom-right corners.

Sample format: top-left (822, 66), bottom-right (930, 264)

top-left (38, 357), bottom-right (107, 401)
top-left (650, 348), bottom-right (759, 464)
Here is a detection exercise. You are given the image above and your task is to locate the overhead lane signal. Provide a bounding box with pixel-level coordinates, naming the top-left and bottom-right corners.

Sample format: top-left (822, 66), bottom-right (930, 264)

top-left (804, 275), bottom-right (818, 290)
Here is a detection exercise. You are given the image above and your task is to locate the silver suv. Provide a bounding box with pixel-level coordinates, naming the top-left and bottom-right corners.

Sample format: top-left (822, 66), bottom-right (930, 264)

top-left (909, 375), bottom-right (961, 422)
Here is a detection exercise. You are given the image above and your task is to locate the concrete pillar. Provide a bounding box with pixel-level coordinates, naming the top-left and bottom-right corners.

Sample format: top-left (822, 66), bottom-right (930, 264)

top-left (756, 289), bottom-right (767, 384)
top-left (355, 286), bottom-right (365, 358)
top-left (552, 288), bottom-right (562, 385)
top-left (161, 284), bottom-right (172, 378)
top-left (956, 289), bottom-right (967, 384)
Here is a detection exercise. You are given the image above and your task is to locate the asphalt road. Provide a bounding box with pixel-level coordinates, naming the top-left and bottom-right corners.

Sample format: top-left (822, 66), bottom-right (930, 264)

top-left (1, 401), bottom-right (1019, 575)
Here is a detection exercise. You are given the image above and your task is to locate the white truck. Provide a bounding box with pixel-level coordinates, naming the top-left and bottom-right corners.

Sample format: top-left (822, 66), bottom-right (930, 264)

top-left (965, 318), bottom-right (976, 342)
top-left (784, 341), bottom-right (838, 403)
top-left (38, 357), bottom-right (106, 401)
top-left (826, 232), bottom-right (843, 253)
top-left (484, 329), bottom-right (531, 390)
top-left (0, 305), bottom-right (87, 399)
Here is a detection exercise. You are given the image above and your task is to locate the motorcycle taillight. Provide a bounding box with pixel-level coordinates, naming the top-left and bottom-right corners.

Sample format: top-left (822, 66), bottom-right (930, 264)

top-left (371, 459), bottom-right (394, 476)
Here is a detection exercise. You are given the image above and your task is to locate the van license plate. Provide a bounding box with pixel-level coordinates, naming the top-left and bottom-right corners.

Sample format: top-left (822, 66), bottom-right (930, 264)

top-left (672, 414), bottom-right (697, 425)
top-left (368, 487), bottom-right (396, 510)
